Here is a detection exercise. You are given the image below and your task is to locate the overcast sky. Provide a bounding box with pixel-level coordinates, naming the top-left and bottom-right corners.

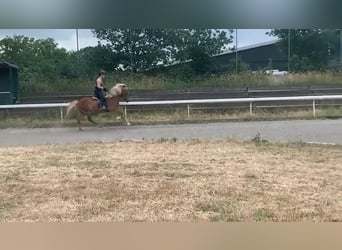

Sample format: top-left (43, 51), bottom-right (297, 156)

top-left (0, 29), bottom-right (277, 52)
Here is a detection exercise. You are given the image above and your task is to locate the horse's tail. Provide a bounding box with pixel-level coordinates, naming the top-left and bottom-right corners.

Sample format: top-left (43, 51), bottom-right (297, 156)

top-left (65, 100), bottom-right (79, 119)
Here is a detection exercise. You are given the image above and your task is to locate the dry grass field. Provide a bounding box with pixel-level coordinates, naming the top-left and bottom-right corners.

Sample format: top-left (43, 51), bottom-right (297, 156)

top-left (0, 139), bottom-right (341, 222)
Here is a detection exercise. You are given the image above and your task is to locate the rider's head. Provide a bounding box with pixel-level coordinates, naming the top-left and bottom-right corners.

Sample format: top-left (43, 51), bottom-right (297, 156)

top-left (98, 70), bottom-right (106, 79)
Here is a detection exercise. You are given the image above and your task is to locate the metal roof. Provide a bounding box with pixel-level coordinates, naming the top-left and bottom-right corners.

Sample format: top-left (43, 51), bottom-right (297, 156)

top-left (216, 39), bottom-right (281, 57)
top-left (0, 59), bottom-right (19, 69)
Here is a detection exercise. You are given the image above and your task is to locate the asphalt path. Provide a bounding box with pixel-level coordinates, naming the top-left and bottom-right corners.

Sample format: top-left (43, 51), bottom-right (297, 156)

top-left (1, 119), bottom-right (342, 147)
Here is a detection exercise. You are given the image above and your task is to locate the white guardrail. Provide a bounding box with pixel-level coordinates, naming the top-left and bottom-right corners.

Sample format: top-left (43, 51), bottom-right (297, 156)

top-left (1, 95), bottom-right (342, 123)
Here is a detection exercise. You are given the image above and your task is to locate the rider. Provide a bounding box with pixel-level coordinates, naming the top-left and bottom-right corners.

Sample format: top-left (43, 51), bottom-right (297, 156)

top-left (93, 70), bottom-right (109, 111)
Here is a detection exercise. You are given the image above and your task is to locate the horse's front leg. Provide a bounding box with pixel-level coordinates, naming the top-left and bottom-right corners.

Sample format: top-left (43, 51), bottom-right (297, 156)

top-left (115, 108), bottom-right (130, 126)
top-left (120, 110), bottom-right (131, 126)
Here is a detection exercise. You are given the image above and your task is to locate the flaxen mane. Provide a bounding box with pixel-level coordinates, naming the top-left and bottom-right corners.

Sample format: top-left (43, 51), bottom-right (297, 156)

top-left (106, 83), bottom-right (127, 98)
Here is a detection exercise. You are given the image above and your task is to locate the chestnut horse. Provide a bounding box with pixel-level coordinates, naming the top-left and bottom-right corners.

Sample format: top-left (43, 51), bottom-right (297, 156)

top-left (65, 83), bottom-right (130, 130)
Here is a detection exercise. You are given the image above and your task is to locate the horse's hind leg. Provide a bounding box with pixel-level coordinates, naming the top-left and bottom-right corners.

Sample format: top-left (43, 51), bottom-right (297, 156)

top-left (77, 116), bottom-right (82, 131)
top-left (87, 115), bottom-right (100, 127)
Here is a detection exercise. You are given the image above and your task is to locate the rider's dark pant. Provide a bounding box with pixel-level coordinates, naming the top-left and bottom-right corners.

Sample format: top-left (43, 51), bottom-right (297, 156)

top-left (94, 88), bottom-right (107, 108)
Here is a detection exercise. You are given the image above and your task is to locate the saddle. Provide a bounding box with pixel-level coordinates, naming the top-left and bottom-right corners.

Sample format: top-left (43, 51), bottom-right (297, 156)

top-left (91, 96), bottom-right (102, 108)
top-left (92, 96), bottom-right (109, 110)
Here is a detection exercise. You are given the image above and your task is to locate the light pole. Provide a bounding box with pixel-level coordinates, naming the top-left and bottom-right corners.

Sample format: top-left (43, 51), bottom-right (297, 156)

top-left (76, 29), bottom-right (79, 52)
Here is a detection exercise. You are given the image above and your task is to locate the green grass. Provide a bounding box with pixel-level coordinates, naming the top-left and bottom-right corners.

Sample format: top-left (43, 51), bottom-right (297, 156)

top-left (159, 137), bottom-right (178, 143)
top-left (19, 71), bottom-right (342, 96)
top-left (252, 132), bottom-right (271, 146)
top-left (254, 208), bottom-right (276, 222)
top-left (197, 201), bottom-right (237, 222)
top-left (0, 200), bottom-right (13, 219)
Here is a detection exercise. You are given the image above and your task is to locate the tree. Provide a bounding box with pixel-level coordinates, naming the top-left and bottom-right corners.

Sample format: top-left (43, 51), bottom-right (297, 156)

top-left (92, 29), bottom-right (173, 72)
top-left (268, 29), bottom-right (338, 71)
top-left (92, 29), bottom-right (233, 72)
top-left (171, 29), bottom-right (233, 74)
top-left (171, 29), bottom-right (232, 60)
top-left (76, 43), bottom-right (123, 78)
top-left (0, 35), bottom-right (72, 81)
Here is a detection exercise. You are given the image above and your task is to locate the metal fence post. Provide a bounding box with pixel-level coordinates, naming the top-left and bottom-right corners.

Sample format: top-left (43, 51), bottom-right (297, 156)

top-left (187, 104), bottom-right (190, 119)
top-left (60, 107), bottom-right (64, 123)
top-left (312, 100), bottom-right (316, 117)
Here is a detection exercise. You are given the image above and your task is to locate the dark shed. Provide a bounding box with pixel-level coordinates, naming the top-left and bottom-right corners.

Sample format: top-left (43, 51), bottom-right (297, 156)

top-left (0, 60), bottom-right (19, 104)
top-left (213, 40), bottom-right (288, 71)
top-left (151, 40), bottom-right (288, 74)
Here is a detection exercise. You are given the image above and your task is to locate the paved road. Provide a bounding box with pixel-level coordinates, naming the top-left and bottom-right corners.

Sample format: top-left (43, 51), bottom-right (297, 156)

top-left (0, 119), bottom-right (342, 147)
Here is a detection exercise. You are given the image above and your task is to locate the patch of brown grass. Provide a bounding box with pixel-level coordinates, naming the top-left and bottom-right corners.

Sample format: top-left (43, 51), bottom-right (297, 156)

top-left (0, 140), bottom-right (341, 222)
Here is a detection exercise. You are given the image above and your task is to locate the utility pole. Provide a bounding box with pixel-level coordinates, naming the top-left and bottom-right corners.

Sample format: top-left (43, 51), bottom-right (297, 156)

top-left (235, 29), bottom-right (238, 73)
top-left (76, 29), bottom-right (80, 75)
top-left (340, 29), bottom-right (342, 63)
top-left (288, 29), bottom-right (291, 72)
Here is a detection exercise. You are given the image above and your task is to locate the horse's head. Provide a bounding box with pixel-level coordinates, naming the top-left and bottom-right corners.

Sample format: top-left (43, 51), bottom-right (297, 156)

top-left (107, 83), bottom-right (129, 102)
